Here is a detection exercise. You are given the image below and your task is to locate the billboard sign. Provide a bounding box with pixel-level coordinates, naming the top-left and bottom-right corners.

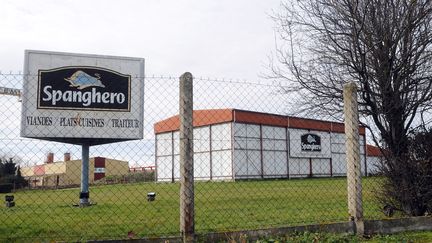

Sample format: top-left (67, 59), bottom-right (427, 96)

top-left (21, 50), bottom-right (145, 145)
top-left (0, 87), bottom-right (21, 97)
top-left (300, 133), bottom-right (321, 151)
top-left (289, 129), bottom-right (331, 158)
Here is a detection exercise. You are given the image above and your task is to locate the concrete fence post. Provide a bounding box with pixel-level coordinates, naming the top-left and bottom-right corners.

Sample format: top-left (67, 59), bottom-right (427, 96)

top-left (343, 82), bottom-right (364, 235)
top-left (179, 72), bottom-right (194, 242)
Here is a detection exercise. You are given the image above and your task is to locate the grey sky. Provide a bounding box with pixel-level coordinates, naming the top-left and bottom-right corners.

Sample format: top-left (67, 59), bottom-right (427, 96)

top-left (0, 0), bottom-right (287, 167)
top-left (1, 0), bottom-right (281, 80)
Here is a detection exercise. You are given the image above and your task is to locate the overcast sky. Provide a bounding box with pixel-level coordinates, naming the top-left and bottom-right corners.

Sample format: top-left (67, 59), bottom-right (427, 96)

top-left (1, 0), bottom-right (282, 81)
top-left (0, 0), bottom-right (287, 166)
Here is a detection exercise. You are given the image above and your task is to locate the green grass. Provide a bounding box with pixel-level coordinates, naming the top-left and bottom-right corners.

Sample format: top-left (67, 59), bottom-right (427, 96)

top-left (0, 177), bottom-right (394, 242)
top-left (255, 230), bottom-right (432, 243)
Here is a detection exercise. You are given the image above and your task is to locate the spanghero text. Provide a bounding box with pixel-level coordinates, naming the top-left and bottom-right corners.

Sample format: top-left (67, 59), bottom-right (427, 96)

top-left (37, 66), bottom-right (131, 111)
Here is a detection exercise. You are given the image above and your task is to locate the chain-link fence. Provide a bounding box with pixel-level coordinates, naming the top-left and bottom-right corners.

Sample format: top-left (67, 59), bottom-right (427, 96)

top-left (0, 71), bottom-right (422, 242)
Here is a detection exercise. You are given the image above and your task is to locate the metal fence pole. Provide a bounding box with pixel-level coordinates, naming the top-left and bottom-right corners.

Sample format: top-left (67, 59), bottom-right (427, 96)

top-left (80, 144), bottom-right (90, 207)
top-left (179, 72), bottom-right (194, 242)
top-left (343, 82), bottom-right (364, 235)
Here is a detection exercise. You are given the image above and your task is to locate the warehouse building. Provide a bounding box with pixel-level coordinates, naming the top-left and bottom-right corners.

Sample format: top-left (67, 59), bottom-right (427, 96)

top-left (21, 153), bottom-right (129, 187)
top-left (154, 109), bottom-right (382, 182)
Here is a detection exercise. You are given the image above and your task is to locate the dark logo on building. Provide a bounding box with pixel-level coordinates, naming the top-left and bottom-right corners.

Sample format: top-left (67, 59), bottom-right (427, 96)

top-left (301, 133), bottom-right (321, 151)
top-left (37, 66), bottom-right (131, 111)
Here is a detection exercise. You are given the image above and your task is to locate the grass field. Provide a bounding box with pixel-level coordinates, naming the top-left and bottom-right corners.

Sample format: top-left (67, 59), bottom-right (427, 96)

top-left (0, 177), bottom-right (389, 242)
top-left (257, 230), bottom-right (432, 242)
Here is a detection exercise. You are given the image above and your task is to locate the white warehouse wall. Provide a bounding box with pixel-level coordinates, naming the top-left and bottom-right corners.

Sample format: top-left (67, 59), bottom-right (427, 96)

top-left (232, 124), bottom-right (369, 179)
top-left (156, 123), bottom-right (232, 181)
top-left (365, 156), bottom-right (382, 175)
top-left (233, 123), bottom-right (263, 178)
top-left (156, 121), bottom-right (378, 182)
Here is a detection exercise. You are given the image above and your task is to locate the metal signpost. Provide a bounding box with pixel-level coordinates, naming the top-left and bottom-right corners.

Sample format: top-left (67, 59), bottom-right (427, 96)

top-left (21, 50), bottom-right (144, 206)
top-left (80, 144), bottom-right (90, 206)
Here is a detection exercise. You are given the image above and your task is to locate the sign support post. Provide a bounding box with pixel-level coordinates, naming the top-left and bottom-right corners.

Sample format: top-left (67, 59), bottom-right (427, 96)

top-left (80, 144), bottom-right (90, 207)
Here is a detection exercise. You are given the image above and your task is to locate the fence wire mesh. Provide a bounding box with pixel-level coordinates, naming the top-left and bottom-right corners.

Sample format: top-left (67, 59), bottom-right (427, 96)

top-left (0, 72), bottom-right (418, 241)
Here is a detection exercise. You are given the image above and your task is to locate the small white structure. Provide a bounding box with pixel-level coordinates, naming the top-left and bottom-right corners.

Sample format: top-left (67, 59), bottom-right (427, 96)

top-left (154, 109), bottom-right (381, 182)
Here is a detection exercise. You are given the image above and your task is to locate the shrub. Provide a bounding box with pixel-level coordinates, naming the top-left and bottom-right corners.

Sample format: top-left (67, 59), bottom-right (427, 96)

top-left (95, 171), bottom-right (155, 185)
top-left (378, 127), bottom-right (432, 216)
top-left (0, 183), bottom-right (13, 193)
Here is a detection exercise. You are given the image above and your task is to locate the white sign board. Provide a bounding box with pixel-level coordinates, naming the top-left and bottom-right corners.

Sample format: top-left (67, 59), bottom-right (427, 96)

top-left (94, 168), bottom-right (106, 173)
top-left (289, 129), bottom-right (331, 158)
top-left (20, 50), bottom-right (144, 145)
top-left (0, 87), bottom-right (21, 97)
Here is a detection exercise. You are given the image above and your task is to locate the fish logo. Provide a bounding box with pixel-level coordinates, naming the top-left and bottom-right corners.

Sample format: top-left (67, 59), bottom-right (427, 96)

top-left (64, 70), bottom-right (105, 90)
top-left (307, 134), bottom-right (317, 144)
top-left (38, 66), bottom-right (131, 111)
top-left (301, 133), bottom-right (321, 151)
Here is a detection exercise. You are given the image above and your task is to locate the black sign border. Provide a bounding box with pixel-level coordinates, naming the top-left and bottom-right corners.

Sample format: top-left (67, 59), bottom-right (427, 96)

top-left (300, 133), bottom-right (322, 152)
top-left (37, 66), bottom-right (131, 112)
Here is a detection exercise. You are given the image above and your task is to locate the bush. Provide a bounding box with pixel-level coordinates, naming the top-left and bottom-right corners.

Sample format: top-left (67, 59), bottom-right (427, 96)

top-left (378, 127), bottom-right (432, 216)
top-left (0, 159), bottom-right (28, 189)
top-left (0, 183), bottom-right (13, 193)
top-left (95, 171), bottom-right (155, 185)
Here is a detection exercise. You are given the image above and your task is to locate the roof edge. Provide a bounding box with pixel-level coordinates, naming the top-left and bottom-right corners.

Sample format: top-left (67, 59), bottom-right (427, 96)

top-left (154, 108), bottom-right (365, 135)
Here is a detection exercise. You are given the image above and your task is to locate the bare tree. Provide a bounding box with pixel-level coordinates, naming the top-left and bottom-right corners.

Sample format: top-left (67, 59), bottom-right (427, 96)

top-left (271, 0), bottom-right (432, 215)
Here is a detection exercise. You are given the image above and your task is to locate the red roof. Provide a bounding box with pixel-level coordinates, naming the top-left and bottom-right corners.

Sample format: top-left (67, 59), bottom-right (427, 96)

top-left (154, 109), bottom-right (366, 135)
top-left (366, 145), bottom-right (383, 157)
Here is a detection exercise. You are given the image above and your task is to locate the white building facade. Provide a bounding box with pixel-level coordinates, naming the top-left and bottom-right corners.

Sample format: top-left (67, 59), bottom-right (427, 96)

top-left (154, 109), bottom-right (381, 182)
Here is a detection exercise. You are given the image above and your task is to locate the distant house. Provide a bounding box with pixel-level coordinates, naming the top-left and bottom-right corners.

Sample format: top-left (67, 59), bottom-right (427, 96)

top-left (154, 109), bottom-right (382, 182)
top-left (21, 153), bottom-right (129, 187)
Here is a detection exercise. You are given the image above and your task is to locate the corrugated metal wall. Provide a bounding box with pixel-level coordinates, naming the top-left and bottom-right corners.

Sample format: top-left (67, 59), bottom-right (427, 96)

top-left (156, 122), bottom-right (379, 181)
top-left (156, 123), bottom-right (232, 181)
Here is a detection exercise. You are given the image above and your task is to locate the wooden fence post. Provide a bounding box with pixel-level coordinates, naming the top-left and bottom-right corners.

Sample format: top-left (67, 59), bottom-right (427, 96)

top-left (179, 72), bottom-right (194, 242)
top-left (343, 82), bottom-right (364, 235)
